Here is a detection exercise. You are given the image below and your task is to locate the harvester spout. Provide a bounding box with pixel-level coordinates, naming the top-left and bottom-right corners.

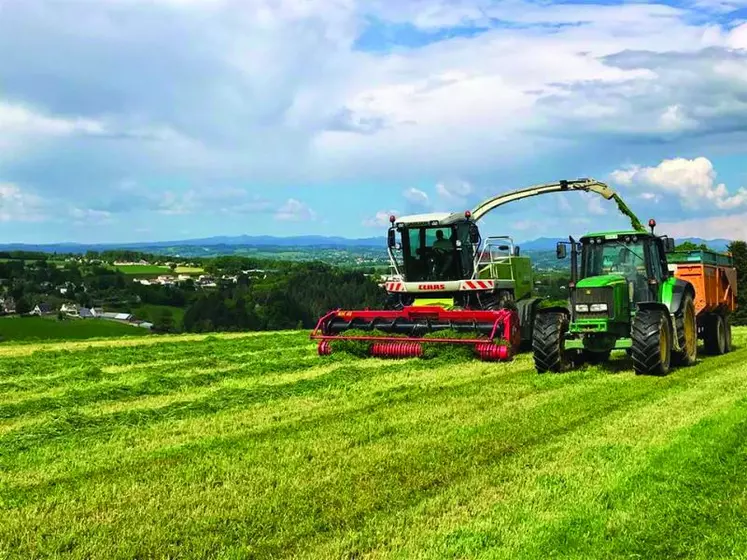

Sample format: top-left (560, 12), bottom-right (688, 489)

top-left (467, 178), bottom-right (645, 232)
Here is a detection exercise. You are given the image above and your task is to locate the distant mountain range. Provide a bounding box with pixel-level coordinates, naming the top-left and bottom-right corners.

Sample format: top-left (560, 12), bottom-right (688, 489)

top-left (0, 234), bottom-right (732, 254)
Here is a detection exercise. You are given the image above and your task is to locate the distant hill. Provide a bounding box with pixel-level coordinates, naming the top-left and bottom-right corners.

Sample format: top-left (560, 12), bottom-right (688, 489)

top-left (0, 234), bottom-right (732, 255)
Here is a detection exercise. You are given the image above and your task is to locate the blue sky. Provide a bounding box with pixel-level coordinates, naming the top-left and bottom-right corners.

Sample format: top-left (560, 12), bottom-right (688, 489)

top-left (2, 0), bottom-right (747, 244)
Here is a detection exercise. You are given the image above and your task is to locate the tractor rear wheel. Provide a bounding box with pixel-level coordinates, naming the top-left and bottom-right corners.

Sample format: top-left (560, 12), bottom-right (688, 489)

top-left (631, 308), bottom-right (672, 376)
top-left (532, 312), bottom-right (571, 373)
top-left (672, 292), bottom-right (697, 367)
top-left (703, 313), bottom-right (727, 355)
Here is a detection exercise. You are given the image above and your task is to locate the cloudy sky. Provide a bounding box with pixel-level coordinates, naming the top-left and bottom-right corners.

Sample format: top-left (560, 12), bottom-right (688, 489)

top-left (2, 0), bottom-right (747, 244)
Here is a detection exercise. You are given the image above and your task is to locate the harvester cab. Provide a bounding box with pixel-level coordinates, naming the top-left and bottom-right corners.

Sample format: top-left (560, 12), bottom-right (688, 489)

top-left (312, 178), bottom-right (646, 361)
top-left (533, 219), bottom-right (737, 376)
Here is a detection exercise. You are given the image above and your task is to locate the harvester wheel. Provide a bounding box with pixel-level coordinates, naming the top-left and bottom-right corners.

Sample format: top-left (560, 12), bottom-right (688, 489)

top-left (532, 312), bottom-right (570, 373)
top-left (631, 308), bottom-right (672, 376)
top-left (672, 292), bottom-right (697, 367)
top-left (703, 313), bottom-right (727, 355)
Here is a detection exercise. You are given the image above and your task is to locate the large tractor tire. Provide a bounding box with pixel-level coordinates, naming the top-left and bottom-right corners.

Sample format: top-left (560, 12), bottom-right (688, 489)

top-left (703, 312), bottom-right (729, 355)
top-left (631, 308), bottom-right (672, 376)
top-left (725, 314), bottom-right (733, 353)
top-left (672, 292), bottom-right (697, 367)
top-left (532, 311), bottom-right (571, 373)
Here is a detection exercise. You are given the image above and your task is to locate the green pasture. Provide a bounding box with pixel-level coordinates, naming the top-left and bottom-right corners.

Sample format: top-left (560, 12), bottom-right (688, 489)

top-left (0, 329), bottom-right (746, 558)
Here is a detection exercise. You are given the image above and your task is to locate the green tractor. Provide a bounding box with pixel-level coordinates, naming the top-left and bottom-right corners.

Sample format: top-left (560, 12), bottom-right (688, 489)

top-left (532, 219), bottom-right (700, 375)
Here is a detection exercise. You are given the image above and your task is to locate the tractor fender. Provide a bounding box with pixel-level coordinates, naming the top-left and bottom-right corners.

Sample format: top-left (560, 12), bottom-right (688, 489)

top-left (664, 278), bottom-right (696, 315)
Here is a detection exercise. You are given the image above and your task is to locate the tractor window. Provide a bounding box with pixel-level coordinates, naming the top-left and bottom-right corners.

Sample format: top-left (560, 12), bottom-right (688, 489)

top-left (582, 240), bottom-right (646, 279)
top-left (646, 241), bottom-right (665, 282)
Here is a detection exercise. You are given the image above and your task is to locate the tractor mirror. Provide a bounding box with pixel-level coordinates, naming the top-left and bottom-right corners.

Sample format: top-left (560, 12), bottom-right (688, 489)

top-left (515, 246), bottom-right (520, 256)
top-left (387, 229), bottom-right (396, 248)
top-left (664, 238), bottom-right (675, 253)
top-left (556, 243), bottom-right (567, 259)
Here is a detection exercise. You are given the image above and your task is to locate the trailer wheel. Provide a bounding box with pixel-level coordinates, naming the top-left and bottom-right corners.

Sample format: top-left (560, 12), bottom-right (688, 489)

top-left (703, 313), bottom-right (727, 355)
top-left (672, 292), bottom-right (697, 367)
top-left (532, 312), bottom-right (570, 373)
top-left (724, 314), bottom-right (732, 353)
top-left (631, 308), bottom-right (672, 376)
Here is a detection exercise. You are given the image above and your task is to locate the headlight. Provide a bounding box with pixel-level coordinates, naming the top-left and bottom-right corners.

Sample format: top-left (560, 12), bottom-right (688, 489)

top-left (575, 304), bottom-right (589, 312)
top-left (589, 303), bottom-right (608, 312)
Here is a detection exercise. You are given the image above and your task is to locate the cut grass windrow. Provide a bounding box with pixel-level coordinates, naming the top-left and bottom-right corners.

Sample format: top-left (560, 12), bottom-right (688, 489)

top-left (0, 330), bottom-right (746, 559)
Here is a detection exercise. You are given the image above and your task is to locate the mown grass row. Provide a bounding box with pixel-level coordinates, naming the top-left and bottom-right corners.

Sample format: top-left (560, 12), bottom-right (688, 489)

top-left (0, 329), bottom-right (746, 559)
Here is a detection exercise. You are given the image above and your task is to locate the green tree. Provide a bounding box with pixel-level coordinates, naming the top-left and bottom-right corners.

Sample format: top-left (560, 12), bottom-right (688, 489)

top-left (154, 308), bottom-right (175, 333)
top-left (16, 297), bottom-right (31, 315)
top-left (676, 241), bottom-right (709, 251)
top-left (728, 240), bottom-right (747, 325)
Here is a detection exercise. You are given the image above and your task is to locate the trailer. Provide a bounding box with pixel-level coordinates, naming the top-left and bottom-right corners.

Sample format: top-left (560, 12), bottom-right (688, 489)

top-left (667, 248), bottom-right (737, 355)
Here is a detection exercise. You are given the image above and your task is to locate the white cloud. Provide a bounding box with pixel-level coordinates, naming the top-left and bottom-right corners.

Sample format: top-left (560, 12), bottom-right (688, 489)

top-left (275, 198), bottom-right (317, 221)
top-left (435, 180), bottom-right (473, 204)
top-left (0, 183), bottom-right (47, 222)
top-left (70, 208), bottom-right (114, 225)
top-left (663, 213), bottom-right (747, 240)
top-left (610, 156), bottom-right (747, 211)
top-left (403, 187), bottom-right (429, 207)
top-left (363, 209), bottom-right (399, 228)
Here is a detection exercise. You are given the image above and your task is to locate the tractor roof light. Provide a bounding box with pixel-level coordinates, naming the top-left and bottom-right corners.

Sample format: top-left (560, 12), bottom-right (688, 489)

top-left (649, 218), bottom-right (656, 234)
top-left (389, 214), bottom-right (396, 223)
top-left (465, 210), bottom-right (472, 219)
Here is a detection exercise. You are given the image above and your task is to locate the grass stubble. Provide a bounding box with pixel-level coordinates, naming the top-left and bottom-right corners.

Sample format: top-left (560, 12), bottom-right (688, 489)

top-left (0, 329), bottom-right (746, 559)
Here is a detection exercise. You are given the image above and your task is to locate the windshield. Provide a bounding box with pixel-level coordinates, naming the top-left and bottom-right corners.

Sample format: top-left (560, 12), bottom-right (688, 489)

top-left (402, 224), bottom-right (474, 282)
top-left (581, 239), bottom-right (646, 281)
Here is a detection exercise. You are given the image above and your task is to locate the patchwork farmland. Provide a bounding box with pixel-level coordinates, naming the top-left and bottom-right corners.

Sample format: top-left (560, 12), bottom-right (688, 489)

top-left (1, 329), bottom-right (746, 559)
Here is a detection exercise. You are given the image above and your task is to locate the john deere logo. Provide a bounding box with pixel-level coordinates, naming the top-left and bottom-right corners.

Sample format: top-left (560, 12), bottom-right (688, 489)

top-left (585, 289), bottom-right (592, 295)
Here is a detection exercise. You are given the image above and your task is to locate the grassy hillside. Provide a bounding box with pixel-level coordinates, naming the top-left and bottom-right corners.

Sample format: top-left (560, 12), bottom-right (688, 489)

top-left (1, 330), bottom-right (746, 558)
top-left (0, 316), bottom-right (150, 342)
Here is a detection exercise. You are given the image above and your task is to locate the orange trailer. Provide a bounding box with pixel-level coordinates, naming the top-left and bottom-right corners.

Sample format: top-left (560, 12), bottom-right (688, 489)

top-left (668, 249), bottom-right (737, 355)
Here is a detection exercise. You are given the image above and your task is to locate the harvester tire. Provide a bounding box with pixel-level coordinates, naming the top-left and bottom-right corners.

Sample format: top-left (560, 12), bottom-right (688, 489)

top-left (703, 313), bottom-right (727, 355)
top-left (631, 308), bottom-right (672, 376)
top-left (672, 292), bottom-right (697, 367)
top-left (532, 312), bottom-right (570, 373)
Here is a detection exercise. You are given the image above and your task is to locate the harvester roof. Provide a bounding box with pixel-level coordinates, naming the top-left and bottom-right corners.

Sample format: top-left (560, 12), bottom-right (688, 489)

top-left (393, 212), bottom-right (466, 227)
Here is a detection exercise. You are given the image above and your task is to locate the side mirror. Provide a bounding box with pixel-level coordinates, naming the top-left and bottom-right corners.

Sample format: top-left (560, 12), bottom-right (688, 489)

top-left (469, 224), bottom-right (480, 244)
top-left (556, 242), bottom-right (567, 259)
top-left (665, 238), bottom-right (675, 253)
top-left (387, 229), bottom-right (396, 249)
top-left (514, 246), bottom-right (520, 256)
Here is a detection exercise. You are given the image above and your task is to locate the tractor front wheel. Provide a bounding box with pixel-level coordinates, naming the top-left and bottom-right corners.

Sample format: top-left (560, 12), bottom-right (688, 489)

top-left (672, 292), bottom-right (697, 367)
top-left (532, 312), bottom-right (571, 373)
top-left (631, 308), bottom-right (672, 376)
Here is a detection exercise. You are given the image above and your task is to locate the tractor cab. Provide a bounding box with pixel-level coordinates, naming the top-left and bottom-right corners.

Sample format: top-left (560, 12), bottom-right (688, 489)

top-left (387, 214), bottom-right (480, 282)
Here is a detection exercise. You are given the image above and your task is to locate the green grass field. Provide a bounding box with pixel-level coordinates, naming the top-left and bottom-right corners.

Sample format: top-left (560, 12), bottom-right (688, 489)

top-left (0, 316), bottom-right (150, 342)
top-left (1, 329), bottom-right (746, 558)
